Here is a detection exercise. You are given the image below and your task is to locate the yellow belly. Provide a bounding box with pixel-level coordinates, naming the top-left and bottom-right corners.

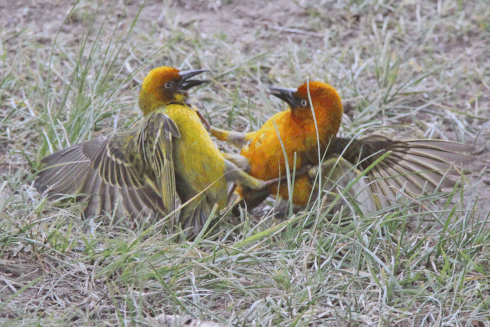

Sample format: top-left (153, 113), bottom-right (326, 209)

top-left (163, 104), bottom-right (228, 208)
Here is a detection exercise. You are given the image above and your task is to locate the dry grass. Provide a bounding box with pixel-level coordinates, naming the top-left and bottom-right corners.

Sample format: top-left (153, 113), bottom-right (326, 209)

top-left (1, 0), bottom-right (490, 326)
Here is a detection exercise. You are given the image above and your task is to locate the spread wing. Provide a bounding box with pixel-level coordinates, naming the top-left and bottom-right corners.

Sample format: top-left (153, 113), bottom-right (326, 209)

top-left (329, 135), bottom-right (475, 207)
top-left (35, 112), bottom-right (180, 224)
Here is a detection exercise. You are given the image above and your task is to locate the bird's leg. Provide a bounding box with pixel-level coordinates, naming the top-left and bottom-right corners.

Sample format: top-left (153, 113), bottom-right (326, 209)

top-left (222, 153), bottom-right (251, 172)
top-left (222, 159), bottom-right (269, 215)
top-left (224, 163), bottom-right (312, 215)
top-left (224, 160), bottom-right (311, 191)
top-left (226, 165), bottom-right (312, 215)
top-left (194, 107), bottom-right (251, 148)
top-left (223, 160), bottom-right (264, 190)
top-left (225, 160), bottom-right (311, 215)
top-left (209, 126), bottom-right (249, 148)
top-left (195, 107), bottom-right (252, 170)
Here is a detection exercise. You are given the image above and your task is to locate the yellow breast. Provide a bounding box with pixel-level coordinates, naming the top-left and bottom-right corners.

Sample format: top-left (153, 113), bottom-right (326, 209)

top-left (162, 104), bottom-right (228, 206)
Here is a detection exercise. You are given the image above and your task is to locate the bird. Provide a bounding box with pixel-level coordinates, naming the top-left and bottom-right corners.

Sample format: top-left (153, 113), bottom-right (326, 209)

top-left (35, 66), bottom-right (280, 235)
top-left (202, 81), bottom-right (476, 213)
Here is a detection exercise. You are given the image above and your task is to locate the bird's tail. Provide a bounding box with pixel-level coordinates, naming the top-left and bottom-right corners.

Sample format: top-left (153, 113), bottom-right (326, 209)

top-left (179, 195), bottom-right (215, 236)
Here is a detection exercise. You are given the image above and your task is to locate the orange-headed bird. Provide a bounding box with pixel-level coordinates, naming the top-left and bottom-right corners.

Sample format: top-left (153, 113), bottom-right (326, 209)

top-left (205, 81), bottom-right (475, 212)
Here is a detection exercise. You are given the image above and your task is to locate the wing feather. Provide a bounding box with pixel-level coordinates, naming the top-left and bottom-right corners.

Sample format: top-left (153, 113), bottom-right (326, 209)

top-left (35, 111), bottom-right (180, 225)
top-left (325, 136), bottom-right (475, 208)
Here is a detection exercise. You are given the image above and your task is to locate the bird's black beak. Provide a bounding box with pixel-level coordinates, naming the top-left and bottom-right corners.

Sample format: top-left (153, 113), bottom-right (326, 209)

top-left (178, 69), bottom-right (209, 90)
top-left (269, 87), bottom-right (298, 108)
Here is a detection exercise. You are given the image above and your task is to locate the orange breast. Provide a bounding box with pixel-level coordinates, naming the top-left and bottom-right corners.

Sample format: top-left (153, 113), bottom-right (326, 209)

top-left (242, 111), bottom-right (307, 179)
top-left (236, 96), bottom-right (342, 205)
top-left (236, 82), bottom-right (343, 206)
top-left (236, 110), bottom-right (313, 202)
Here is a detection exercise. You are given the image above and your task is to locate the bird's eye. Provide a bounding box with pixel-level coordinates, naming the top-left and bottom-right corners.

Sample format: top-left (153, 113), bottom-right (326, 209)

top-left (300, 99), bottom-right (308, 107)
top-left (164, 81), bottom-right (174, 89)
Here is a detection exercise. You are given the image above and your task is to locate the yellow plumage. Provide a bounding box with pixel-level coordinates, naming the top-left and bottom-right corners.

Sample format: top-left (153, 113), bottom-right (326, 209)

top-left (36, 66), bottom-right (273, 234)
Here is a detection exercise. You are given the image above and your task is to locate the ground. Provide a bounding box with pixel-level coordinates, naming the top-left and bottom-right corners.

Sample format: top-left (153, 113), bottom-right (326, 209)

top-left (1, 0), bottom-right (490, 326)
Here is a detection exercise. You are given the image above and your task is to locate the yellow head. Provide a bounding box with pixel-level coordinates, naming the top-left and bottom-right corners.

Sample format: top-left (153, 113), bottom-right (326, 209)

top-left (139, 66), bottom-right (208, 116)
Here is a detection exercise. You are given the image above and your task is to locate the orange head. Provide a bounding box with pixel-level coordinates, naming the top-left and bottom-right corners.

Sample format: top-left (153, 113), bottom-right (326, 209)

top-left (139, 66), bottom-right (208, 115)
top-left (270, 81), bottom-right (343, 135)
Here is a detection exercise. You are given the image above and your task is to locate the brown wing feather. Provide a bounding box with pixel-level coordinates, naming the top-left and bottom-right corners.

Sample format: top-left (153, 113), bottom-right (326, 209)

top-left (35, 112), bottom-right (179, 224)
top-left (334, 136), bottom-right (475, 206)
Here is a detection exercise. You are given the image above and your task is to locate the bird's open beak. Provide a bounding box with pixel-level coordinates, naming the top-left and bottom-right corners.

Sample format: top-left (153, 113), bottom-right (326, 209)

top-left (178, 69), bottom-right (209, 90)
top-left (269, 87), bottom-right (298, 108)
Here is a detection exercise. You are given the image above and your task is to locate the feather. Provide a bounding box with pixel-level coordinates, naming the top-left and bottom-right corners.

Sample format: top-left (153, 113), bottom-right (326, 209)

top-left (326, 136), bottom-right (476, 208)
top-left (35, 110), bottom-right (180, 227)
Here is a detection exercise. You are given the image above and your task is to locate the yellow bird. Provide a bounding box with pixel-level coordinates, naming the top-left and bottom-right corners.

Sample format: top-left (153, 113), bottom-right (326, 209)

top-left (35, 66), bottom-right (276, 234)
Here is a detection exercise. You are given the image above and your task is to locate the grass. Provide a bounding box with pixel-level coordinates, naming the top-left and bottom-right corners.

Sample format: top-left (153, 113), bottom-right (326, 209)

top-left (1, 0), bottom-right (490, 326)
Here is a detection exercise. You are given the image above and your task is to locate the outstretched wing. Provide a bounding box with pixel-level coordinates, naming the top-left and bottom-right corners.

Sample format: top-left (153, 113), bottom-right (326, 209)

top-left (331, 135), bottom-right (475, 206)
top-left (35, 112), bottom-right (180, 224)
